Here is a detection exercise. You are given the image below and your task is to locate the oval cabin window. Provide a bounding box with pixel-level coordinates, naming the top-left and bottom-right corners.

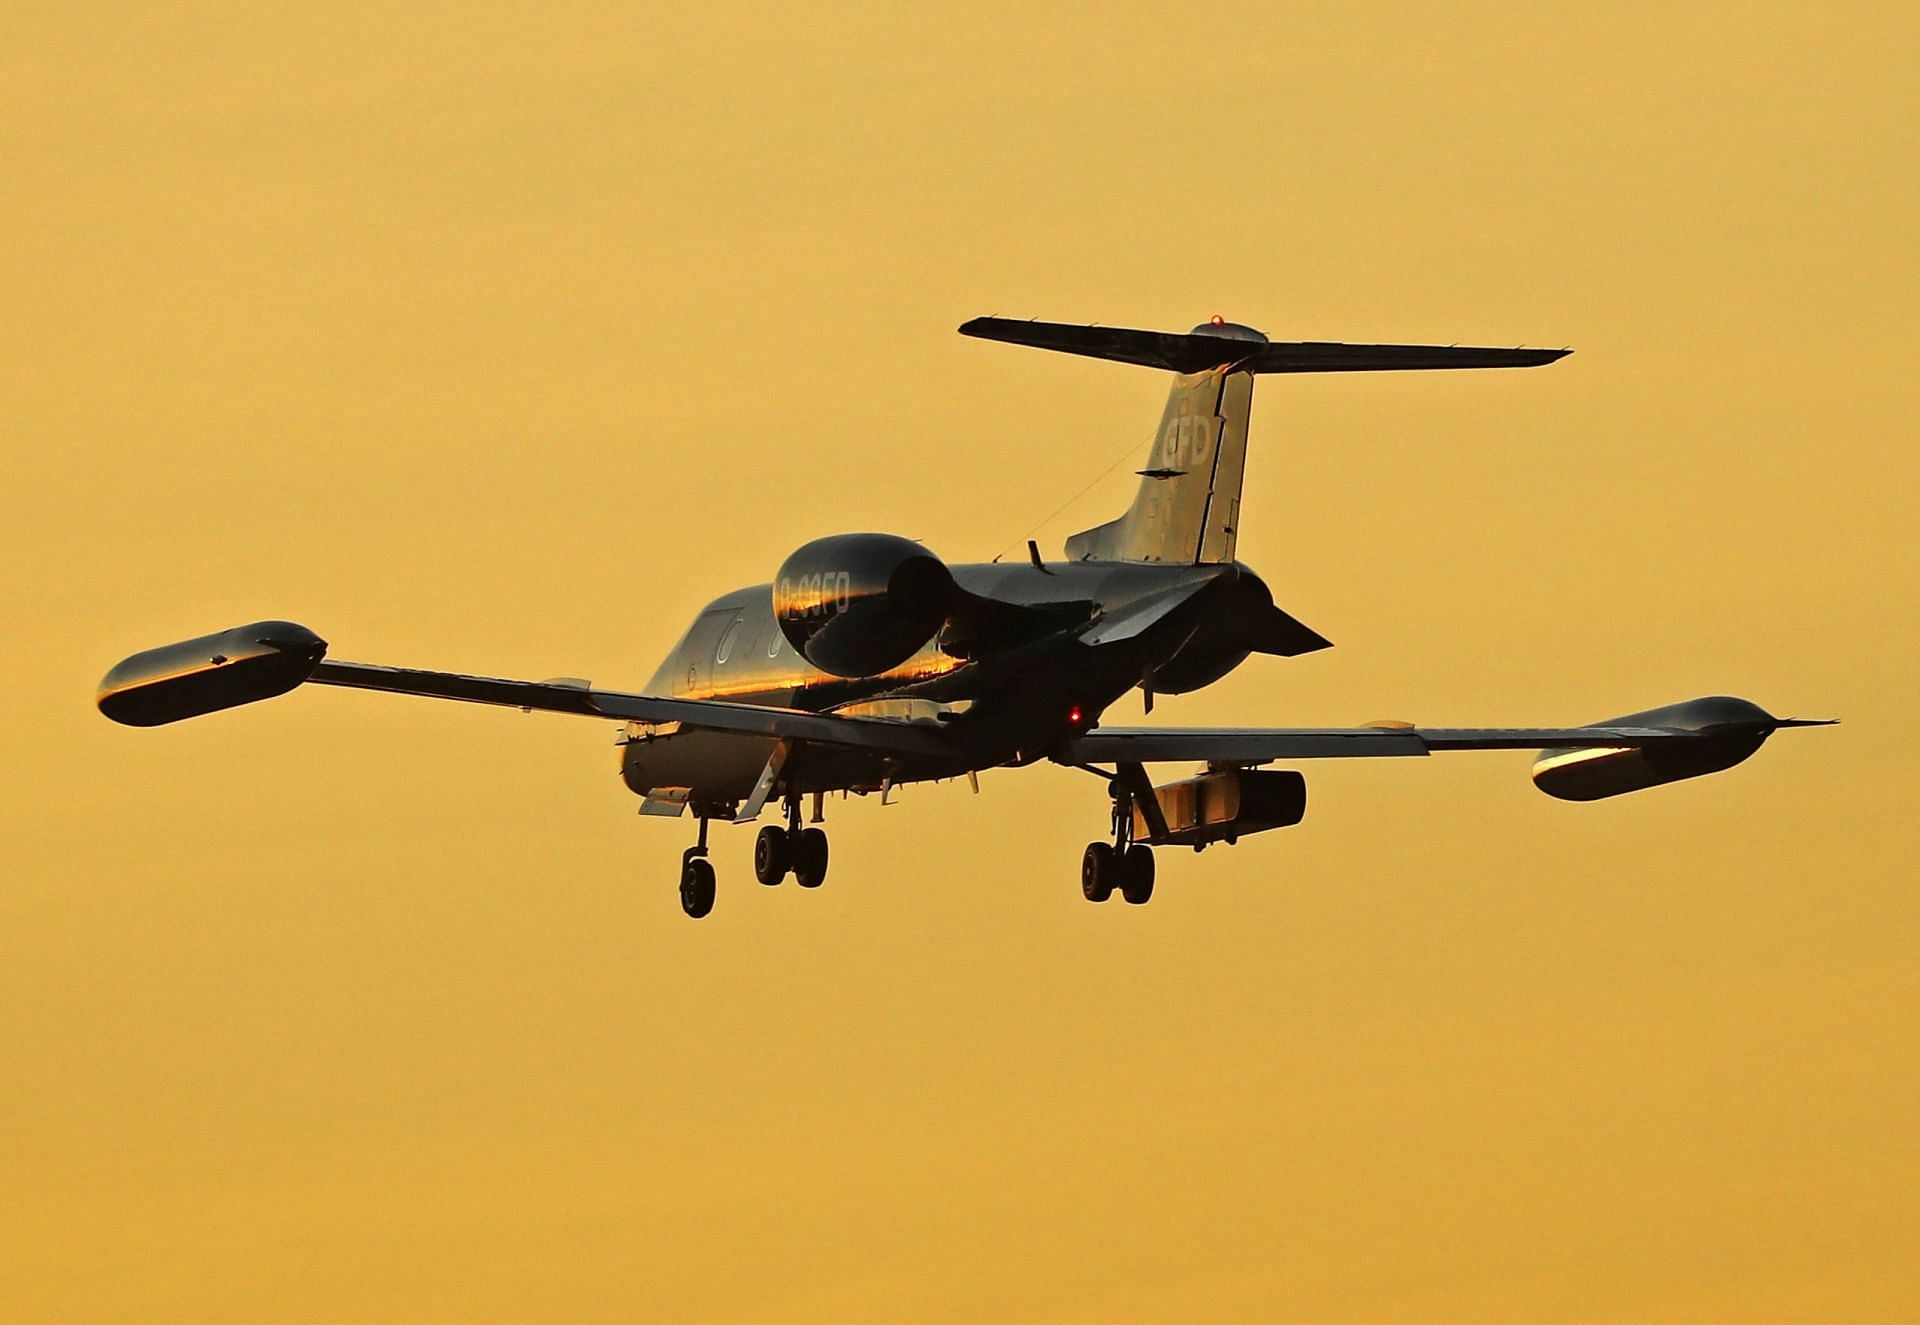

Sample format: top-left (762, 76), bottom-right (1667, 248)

top-left (715, 619), bottom-right (742, 665)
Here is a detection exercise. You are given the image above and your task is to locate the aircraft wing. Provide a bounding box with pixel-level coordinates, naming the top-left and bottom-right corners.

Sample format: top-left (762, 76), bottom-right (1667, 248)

top-left (95, 621), bottom-right (961, 759)
top-left (1060, 702), bottom-right (1831, 801)
top-left (309, 662), bottom-right (963, 758)
top-left (98, 624), bottom-right (1829, 799)
top-left (1060, 723), bottom-right (1714, 764)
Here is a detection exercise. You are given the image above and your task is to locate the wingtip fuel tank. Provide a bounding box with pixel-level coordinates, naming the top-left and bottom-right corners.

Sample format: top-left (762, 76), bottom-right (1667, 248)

top-left (98, 621), bottom-right (327, 726)
top-left (1531, 696), bottom-right (1783, 801)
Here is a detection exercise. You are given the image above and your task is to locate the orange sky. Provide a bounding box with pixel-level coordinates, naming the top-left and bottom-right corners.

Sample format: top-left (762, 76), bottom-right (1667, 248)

top-left (4, 4), bottom-right (1916, 1320)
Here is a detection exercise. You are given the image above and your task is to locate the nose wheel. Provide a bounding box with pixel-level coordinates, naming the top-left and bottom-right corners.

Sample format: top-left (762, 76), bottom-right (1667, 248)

top-left (679, 816), bottom-right (717, 919)
top-left (679, 848), bottom-right (716, 918)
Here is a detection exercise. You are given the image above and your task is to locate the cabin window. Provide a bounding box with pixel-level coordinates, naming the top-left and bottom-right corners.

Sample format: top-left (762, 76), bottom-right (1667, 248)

top-left (715, 619), bottom-right (742, 665)
top-left (768, 631), bottom-right (782, 657)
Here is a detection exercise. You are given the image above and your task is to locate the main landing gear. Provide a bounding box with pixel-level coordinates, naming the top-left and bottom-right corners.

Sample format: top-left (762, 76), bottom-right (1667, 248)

top-left (680, 851), bottom-right (717, 918)
top-left (753, 820), bottom-right (829, 889)
top-left (756, 794), bottom-right (829, 889)
top-left (681, 798), bottom-right (831, 918)
top-left (1082, 792), bottom-right (1155, 905)
top-left (1082, 840), bottom-right (1155, 904)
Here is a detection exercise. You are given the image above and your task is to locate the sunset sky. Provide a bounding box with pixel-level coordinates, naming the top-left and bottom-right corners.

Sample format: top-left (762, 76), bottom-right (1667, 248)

top-left (4, 4), bottom-right (1916, 1320)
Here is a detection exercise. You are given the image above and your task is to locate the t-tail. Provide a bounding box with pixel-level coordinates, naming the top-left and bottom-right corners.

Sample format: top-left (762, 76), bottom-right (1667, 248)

top-left (959, 316), bottom-right (1569, 565)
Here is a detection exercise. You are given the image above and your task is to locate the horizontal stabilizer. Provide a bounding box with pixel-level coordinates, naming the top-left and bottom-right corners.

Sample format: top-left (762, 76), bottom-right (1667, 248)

top-left (960, 317), bottom-right (1568, 375)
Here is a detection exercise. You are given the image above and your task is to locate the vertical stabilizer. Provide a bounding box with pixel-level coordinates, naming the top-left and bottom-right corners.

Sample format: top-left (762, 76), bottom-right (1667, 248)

top-left (1065, 321), bottom-right (1264, 564)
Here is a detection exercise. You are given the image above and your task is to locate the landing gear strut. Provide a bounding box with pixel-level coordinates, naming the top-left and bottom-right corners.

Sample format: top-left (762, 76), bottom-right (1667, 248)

top-left (680, 817), bottom-right (716, 919)
top-left (1083, 783), bottom-right (1154, 905)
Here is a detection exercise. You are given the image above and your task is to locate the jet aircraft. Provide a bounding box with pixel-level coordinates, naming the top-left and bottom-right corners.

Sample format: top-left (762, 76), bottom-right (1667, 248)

top-left (98, 316), bottom-right (1830, 917)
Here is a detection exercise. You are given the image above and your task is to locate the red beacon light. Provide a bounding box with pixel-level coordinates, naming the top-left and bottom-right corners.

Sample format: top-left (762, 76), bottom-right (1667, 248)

top-left (1067, 704), bottom-right (1085, 726)
top-left (1209, 314), bottom-right (1225, 326)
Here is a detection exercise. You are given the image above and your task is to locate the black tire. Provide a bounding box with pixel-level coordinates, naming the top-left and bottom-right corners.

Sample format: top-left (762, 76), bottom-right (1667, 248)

top-left (1120, 845), bottom-right (1155, 905)
top-left (1081, 841), bottom-right (1116, 902)
top-left (680, 856), bottom-right (716, 918)
top-left (793, 827), bottom-right (829, 888)
top-left (754, 825), bottom-right (789, 885)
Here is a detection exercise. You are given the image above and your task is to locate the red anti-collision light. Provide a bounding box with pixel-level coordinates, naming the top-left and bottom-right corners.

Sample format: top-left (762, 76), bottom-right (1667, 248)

top-left (1068, 705), bottom-right (1084, 725)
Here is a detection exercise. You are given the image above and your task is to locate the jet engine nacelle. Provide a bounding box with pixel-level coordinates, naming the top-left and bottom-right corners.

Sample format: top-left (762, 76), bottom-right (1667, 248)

top-left (774, 533), bottom-right (955, 678)
top-left (1531, 696), bottom-right (1778, 801)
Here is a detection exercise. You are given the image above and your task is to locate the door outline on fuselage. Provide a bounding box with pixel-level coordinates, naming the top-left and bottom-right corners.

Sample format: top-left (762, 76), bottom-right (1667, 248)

top-left (678, 609), bottom-right (741, 697)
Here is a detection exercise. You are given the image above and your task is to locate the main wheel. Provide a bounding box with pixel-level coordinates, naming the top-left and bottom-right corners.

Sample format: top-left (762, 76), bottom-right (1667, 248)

top-left (679, 856), bottom-right (716, 918)
top-left (754, 825), bottom-right (790, 885)
top-left (1119, 845), bottom-right (1155, 905)
top-left (793, 827), bottom-right (830, 889)
top-left (1081, 841), bottom-right (1116, 902)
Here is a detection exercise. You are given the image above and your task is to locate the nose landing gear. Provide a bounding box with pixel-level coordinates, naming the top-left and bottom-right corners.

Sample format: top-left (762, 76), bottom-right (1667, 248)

top-left (680, 818), bottom-right (717, 919)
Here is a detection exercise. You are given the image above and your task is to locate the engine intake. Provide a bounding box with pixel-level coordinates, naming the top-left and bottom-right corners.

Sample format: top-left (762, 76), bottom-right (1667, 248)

top-left (774, 533), bottom-right (955, 677)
